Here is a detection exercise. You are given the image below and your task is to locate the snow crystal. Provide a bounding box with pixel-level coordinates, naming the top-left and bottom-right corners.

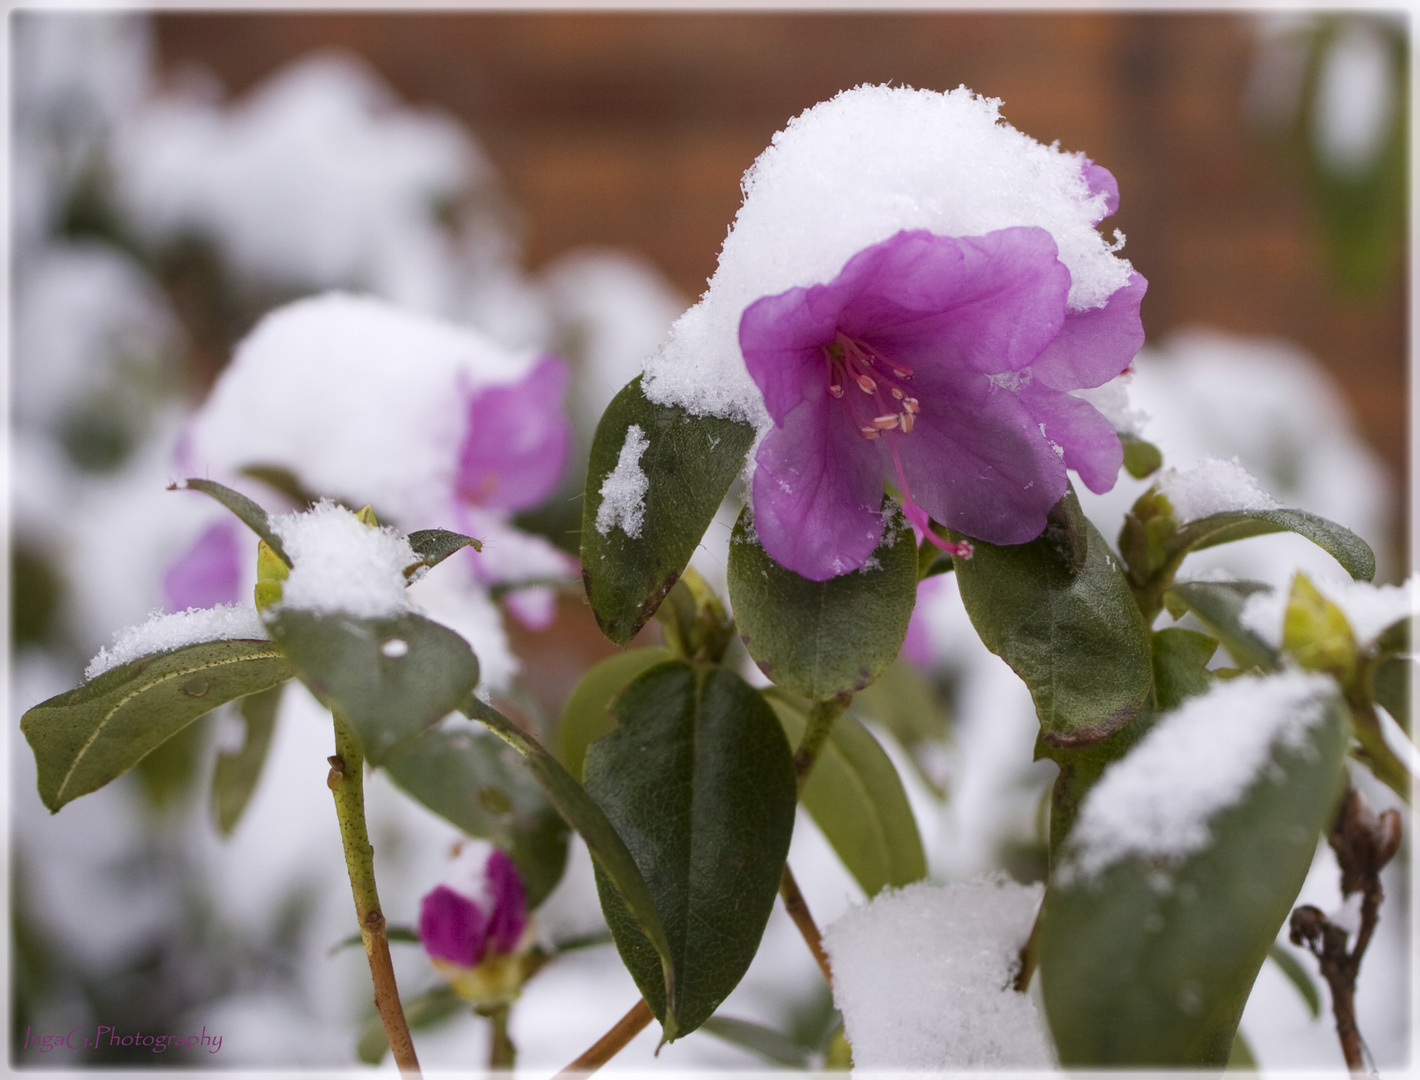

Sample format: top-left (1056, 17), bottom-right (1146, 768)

top-left (85, 603), bottom-right (267, 680)
top-left (823, 876), bottom-right (1053, 1070)
top-left (269, 500), bottom-right (415, 619)
top-left (184, 293), bottom-right (541, 530)
top-left (642, 84), bottom-right (1135, 428)
top-left (1241, 572), bottom-right (1416, 648)
top-left (1156, 457), bottom-right (1279, 523)
top-left (1061, 671), bottom-right (1335, 884)
top-left (593, 425), bottom-right (650, 538)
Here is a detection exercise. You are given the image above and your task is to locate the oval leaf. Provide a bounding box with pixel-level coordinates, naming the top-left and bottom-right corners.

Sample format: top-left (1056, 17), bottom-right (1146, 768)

top-left (581, 376), bottom-right (755, 645)
top-left (727, 504), bottom-right (917, 701)
top-left (556, 647), bottom-right (671, 781)
top-left (266, 609), bottom-right (479, 764)
top-left (585, 661), bottom-right (797, 1040)
top-left (1170, 508), bottom-right (1375, 583)
top-left (1164, 580), bottom-right (1279, 673)
top-left (211, 682), bottom-right (284, 834)
top-left (955, 517), bottom-right (1153, 746)
top-left (1039, 686), bottom-right (1348, 1065)
top-left (766, 689), bottom-right (925, 897)
top-left (22, 639), bottom-right (294, 811)
top-left (174, 477), bottom-right (290, 566)
top-left (460, 695), bottom-right (678, 1020)
top-left (406, 528), bottom-right (482, 573)
top-left (383, 725), bottom-right (570, 908)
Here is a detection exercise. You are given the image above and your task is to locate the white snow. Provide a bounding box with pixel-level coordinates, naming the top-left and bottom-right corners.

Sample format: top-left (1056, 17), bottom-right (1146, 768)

top-left (268, 499), bottom-right (415, 619)
top-left (593, 424), bottom-right (651, 538)
top-left (1072, 371), bottom-right (1147, 437)
top-left (1061, 671), bottom-right (1336, 884)
top-left (1312, 21), bottom-right (1396, 179)
top-left (84, 603), bottom-right (267, 680)
top-left (184, 292), bottom-right (541, 530)
top-left (642, 84), bottom-right (1135, 428)
top-left (1241, 572), bottom-right (1416, 649)
top-left (1155, 457), bottom-right (1280, 523)
top-left (823, 876), bottom-right (1053, 1070)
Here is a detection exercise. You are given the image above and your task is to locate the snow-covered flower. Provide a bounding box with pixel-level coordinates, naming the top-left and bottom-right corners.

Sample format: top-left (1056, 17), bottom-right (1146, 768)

top-left (419, 848), bottom-right (530, 1004)
top-left (742, 227), bottom-right (1145, 579)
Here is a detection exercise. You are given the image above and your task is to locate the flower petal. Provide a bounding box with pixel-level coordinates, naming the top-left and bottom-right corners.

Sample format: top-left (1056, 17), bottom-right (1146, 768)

top-left (1019, 385), bottom-right (1124, 495)
top-left (457, 356), bottom-right (573, 512)
top-left (163, 520), bottom-right (243, 612)
top-left (1082, 160), bottom-right (1121, 223)
top-left (483, 849), bottom-right (528, 956)
top-left (893, 374), bottom-right (1067, 545)
top-left (419, 884), bottom-right (488, 967)
top-left (740, 289), bottom-right (842, 425)
top-left (1029, 272), bottom-right (1148, 392)
top-left (752, 390), bottom-right (887, 581)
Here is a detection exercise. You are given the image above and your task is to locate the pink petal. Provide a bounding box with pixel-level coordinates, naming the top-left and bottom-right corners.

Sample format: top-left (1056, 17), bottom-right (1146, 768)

top-left (483, 849), bottom-right (528, 955)
top-left (1030, 272), bottom-right (1148, 392)
top-left (419, 884), bottom-right (488, 967)
top-left (1018, 385), bottom-right (1124, 495)
top-left (163, 520), bottom-right (243, 612)
top-left (1083, 160), bottom-right (1121, 223)
top-left (457, 356), bottom-right (573, 513)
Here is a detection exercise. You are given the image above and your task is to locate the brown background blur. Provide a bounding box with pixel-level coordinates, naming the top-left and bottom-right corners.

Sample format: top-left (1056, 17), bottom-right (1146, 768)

top-left (154, 10), bottom-right (1407, 505)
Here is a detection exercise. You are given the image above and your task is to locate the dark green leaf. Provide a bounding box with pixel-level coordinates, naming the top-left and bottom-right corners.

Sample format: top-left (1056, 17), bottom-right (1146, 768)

top-left (461, 695), bottom-right (678, 1021)
top-left (266, 609), bottom-right (479, 765)
top-left (1037, 713), bottom-right (1155, 864)
top-left (384, 725), bottom-right (570, 908)
top-left (357, 985), bottom-right (465, 1064)
top-left (1121, 434), bottom-right (1164, 479)
top-left (1040, 685), bottom-right (1348, 1065)
top-left (211, 682), bottom-right (283, 834)
top-left (1169, 509), bottom-right (1375, 583)
top-left (1152, 627), bottom-right (1218, 712)
top-left (767, 689), bottom-right (925, 897)
top-left (1372, 656), bottom-right (1412, 735)
top-left (174, 477), bottom-right (289, 566)
top-left (22, 639), bottom-right (294, 812)
top-left (1228, 1031), bottom-right (1257, 1070)
top-left (581, 376), bottom-right (755, 645)
top-left (955, 517), bottom-right (1153, 747)
top-left (406, 528), bottom-right (483, 573)
top-left (1266, 942), bottom-right (1322, 1019)
top-left (700, 1016), bottom-right (812, 1068)
top-left (727, 504), bottom-right (917, 701)
top-left (585, 661), bottom-right (797, 1040)
top-left (555, 647), bottom-right (671, 781)
top-left (1164, 581), bottom-right (1279, 673)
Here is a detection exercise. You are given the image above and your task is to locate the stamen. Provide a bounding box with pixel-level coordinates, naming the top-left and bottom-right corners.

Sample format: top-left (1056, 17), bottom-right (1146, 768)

top-left (873, 415), bottom-right (900, 430)
top-left (899, 411), bottom-right (914, 433)
top-left (856, 374), bottom-right (877, 394)
top-left (903, 398), bottom-right (920, 414)
top-left (891, 387), bottom-right (904, 400)
top-left (828, 383), bottom-right (844, 398)
top-left (860, 426), bottom-right (881, 440)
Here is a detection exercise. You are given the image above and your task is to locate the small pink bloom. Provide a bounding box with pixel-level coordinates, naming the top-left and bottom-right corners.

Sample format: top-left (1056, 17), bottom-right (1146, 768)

top-left (457, 356), bottom-right (572, 513)
top-left (163, 519), bottom-right (243, 612)
top-left (418, 848), bottom-right (528, 968)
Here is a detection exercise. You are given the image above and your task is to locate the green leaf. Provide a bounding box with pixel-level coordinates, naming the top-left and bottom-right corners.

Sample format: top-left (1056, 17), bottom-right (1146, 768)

top-left (727, 504), bottom-right (917, 701)
top-left (1266, 941), bottom-right (1322, 1019)
top-left (700, 1016), bottom-right (813, 1068)
top-left (584, 661), bottom-right (797, 1040)
top-left (1040, 686), bottom-right (1348, 1065)
top-left (1164, 581), bottom-right (1279, 673)
top-left (211, 682), bottom-right (284, 834)
top-left (1121, 434), bottom-right (1164, 479)
top-left (266, 610), bottom-right (480, 765)
top-left (383, 725), bottom-right (570, 908)
top-left (174, 477), bottom-right (289, 566)
top-left (1152, 627), bottom-right (1218, 712)
top-left (406, 528), bottom-right (482, 573)
top-left (357, 985), bottom-right (466, 1064)
top-left (1169, 509), bottom-right (1375, 583)
top-left (954, 517), bottom-right (1153, 747)
top-left (461, 695), bottom-right (678, 1023)
top-left (555, 647), bottom-right (671, 781)
top-left (581, 376), bottom-right (755, 645)
top-left (21, 639), bottom-right (294, 812)
top-left (767, 689), bottom-right (925, 897)
top-left (1372, 656), bottom-right (1412, 735)
top-left (1037, 714), bottom-right (1155, 864)
top-left (852, 659), bottom-right (950, 798)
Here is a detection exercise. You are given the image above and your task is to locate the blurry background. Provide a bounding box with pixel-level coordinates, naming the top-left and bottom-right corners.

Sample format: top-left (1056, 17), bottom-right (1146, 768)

top-left (10, 9), bottom-right (1409, 1072)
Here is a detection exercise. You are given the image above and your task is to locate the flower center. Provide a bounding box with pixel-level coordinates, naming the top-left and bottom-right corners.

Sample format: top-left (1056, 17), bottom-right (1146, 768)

top-left (822, 333), bottom-right (920, 441)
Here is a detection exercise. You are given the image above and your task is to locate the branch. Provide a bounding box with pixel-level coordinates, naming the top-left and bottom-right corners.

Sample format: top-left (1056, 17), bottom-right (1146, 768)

top-left (555, 998), bottom-right (653, 1077)
top-left (780, 862), bottom-right (833, 986)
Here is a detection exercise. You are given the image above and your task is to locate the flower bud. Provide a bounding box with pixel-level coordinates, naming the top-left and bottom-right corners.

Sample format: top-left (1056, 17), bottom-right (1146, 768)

top-left (1283, 573), bottom-right (1357, 682)
top-left (253, 539), bottom-right (289, 610)
top-left (418, 848), bottom-right (530, 1006)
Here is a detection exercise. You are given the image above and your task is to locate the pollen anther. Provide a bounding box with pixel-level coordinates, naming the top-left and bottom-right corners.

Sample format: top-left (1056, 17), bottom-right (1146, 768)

top-left (873, 415), bottom-right (900, 430)
top-left (856, 374), bottom-right (877, 394)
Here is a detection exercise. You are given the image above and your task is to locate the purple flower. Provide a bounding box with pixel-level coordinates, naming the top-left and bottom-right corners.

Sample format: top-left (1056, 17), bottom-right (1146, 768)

top-left (418, 848), bottom-right (528, 969)
top-left (163, 519), bottom-right (243, 611)
top-left (740, 226), bottom-right (1146, 581)
top-left (457, 356), bottom-right (573, 513)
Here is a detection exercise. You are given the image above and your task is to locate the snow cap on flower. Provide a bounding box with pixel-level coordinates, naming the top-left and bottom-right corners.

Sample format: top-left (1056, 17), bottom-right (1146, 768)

top-left (182, 293), bottom-right (570, 531)
top-left (419, 847), bottom-right (529, 1003)
top-left (642, 85), bottom-right (1139, 429)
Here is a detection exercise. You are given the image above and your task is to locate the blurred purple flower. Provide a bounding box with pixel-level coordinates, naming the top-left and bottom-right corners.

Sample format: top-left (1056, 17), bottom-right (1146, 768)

top-left (163, 519), bottom-right (243, 611)
top-left (419, 848), bottom-right (528, 969)
top-left (740, 226), bottom-right (1146, 580)
top-left (457, 356), bottom-right (572, 513)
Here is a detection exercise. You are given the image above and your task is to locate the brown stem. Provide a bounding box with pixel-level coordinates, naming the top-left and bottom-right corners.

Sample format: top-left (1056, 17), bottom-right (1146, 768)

top-left (555, 998), bottom-right (653, 1078)
top-left (329, 713), bottom-right (421, 1077)
top-left (780, 862), bottom-right (833, 986)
